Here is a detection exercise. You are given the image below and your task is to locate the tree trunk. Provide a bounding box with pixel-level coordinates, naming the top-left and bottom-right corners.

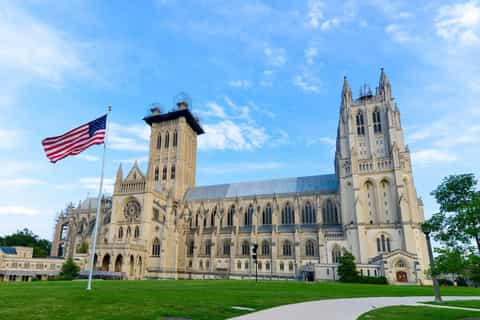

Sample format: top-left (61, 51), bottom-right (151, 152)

top-left (476, 234), bottom-right (480, 253)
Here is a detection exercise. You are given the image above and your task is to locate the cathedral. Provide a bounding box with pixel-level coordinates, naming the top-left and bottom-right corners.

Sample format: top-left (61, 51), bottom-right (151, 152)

top-left (51, 69), bottom-right (430, 284)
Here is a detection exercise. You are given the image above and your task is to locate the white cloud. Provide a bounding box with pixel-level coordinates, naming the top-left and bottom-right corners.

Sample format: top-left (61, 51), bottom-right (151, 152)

top-left (199, 161), bottom-right (284, 175)
top-left (306, 0), bottom-right (325, 29)
top-left (435, 0), bottom-right (480, 45)
top-left (0, 206), bottom-right (43, 216)
top-left (0, 179), bottom-right (43, 187)
top-left (77, 154), bottom-right (100, 161)
top-left (79, 177), bottom-right (114, 194)
top-left (305, 47), bottom-right (318, 65)
top-left (264, 47), bottom-right (286, 67)
top-left (321, 17), bottom-right (340, 31)
top-left (307, 136), bottom-right (335, 147)
top-left (0, 129), bottom-right (23, 149)
top-left (0, 3), bottom-right (90, 85)
top-left (260, 69), bottom-right (274, 87)
top-left (201, 102), bottom-right (229, 120)
top-left (109, 122), bottom-right (150, 152)
top-left (293, 71), bottom-right (321, 93)
top-left (228, 80), bottom-right (251, 88)
top-left (411, 149), bottom-right (457, 164)
top-left (385, 24), bottom-right (416, 43)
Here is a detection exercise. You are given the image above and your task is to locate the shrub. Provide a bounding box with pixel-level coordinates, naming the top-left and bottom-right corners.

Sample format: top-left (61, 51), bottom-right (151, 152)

top-left (357, 276), bottom-right (388, 285)
top-left (58, 258), bottom-right (80, 280)
top-left (337, 250), bottom-right (359, 282)
top-left (438, 278), bottom-right (454, 286)
top-left (456, 276), bottom-right (468, 287)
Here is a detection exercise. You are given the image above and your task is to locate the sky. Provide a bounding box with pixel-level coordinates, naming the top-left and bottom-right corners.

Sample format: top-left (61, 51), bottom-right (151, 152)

top-left (0, 0), bottom-right (479, 240)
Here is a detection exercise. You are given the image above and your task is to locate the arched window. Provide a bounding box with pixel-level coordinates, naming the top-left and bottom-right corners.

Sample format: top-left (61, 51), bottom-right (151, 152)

top-left (154, 167), bottom-right (159, 181)
top-left (302, 201), bottom-right (316, 224)
top-left (356, 111), bottom-right (365, 135)
top-left (377, 234), bottom-right (392, 252)
top-left (156, 133), bottom-right (162, 150)
top-left (262, 203), bottom-right (272, 225)
top-left (187, 240), bottom-right (194, 257)
top-left (152, 238), bottom-right (161, 256)
top-left (282, 240), bottom-right (292, 256)
top-left (205, 240), bottom-right (212, 256)
top-left (244, 205), bottom-right (254, 226)
top-left (322, 199), bottom-right (339, 225)
top-left (195, 212), bottom-right (199, 228)
top-left (210, 211), bottom-right (215, 227)
top-left (288, 262), bottom-right (294, 271)
top-left (227, 205), bottom-right (235, 226)
top-left (173, 130), bottom-right (178, 147)
top-left (280, 262), bottom-right (285, 271)
top-left (126, 226), bottom-right (131, 238)
top-left (170, 165), bottom-right (175, 179)
top-left (118, 227), bottom-right (124, 239)
top-left (164, 131), bottom-right (170, 148)
top-left (332, 246), bottom-right (342, 263)
top-left (223, 239), bottom-right (231, 256)
top-left (162, 166), bottom-right (167, 180)
top-left (305, 239), bottom-right (316, 257)
top-left (203, 216), bottom-right (207, 228)
top-left (134, 226), bottom-right (140, 239)
top-left (282, 202), bottom-right (295, 225)
top-left (373, 109), bottom-right (382, 133)
top-left (241, 240), bottom-right (250, 256)
top-left (261, 240), bottom-right (270, 256)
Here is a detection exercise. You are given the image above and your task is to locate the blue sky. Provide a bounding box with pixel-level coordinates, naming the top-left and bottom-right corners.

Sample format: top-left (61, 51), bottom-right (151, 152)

top-left (1, 0), bottom-right (479, 239)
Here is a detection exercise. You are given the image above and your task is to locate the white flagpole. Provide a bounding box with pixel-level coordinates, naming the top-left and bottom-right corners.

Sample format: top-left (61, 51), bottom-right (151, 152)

top-left (87, 106), bottom-right (111, 291)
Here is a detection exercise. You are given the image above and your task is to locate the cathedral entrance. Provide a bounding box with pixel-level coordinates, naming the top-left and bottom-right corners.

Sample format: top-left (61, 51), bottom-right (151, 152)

top-left (396, 271), bottom-right (408, 283)
top-left (102, 254), bottom-right (110, 271)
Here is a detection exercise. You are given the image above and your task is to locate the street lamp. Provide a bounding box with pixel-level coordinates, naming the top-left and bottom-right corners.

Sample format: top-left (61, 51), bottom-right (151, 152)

top-left (422, 225), bottom-right (442, 303)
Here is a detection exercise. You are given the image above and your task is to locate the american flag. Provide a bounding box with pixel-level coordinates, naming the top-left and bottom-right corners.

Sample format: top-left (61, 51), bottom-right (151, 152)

top-left (41, 115), bottom-right (107, 163)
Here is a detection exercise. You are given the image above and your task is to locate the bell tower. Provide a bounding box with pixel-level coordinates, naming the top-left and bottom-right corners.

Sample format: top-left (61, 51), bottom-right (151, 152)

top-left (143, 96), bottom-right (204, 200)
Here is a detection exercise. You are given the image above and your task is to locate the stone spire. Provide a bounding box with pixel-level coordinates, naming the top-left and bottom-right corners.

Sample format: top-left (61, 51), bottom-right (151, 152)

top-left (341, 76), bottom-right (352, 107)
top-left (378, 67), bottom-right (392, 100)
top-left (114, 163), bottom-right (123, 193)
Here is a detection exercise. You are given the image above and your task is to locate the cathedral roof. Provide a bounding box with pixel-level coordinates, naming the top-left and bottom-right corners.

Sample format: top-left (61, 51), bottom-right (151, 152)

top-left (0, 246), bottom-right (17, 254)
top-left (185, 174), bottom-right (338, 201)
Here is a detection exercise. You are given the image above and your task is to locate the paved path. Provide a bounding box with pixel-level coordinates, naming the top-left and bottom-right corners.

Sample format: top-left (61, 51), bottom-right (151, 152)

top-left (230, 296), bottom-right (480, 320)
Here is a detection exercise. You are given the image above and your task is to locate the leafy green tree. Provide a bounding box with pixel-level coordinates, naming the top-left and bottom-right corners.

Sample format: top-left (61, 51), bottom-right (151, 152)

top-left (0, 228), bottom-right (51, 257)
top-left (77, 241), bottom-right (89, 254)
top-left (337, 249), bottom-right (359, 282)
top-left (427, 174), bottom-right (480, 252)
top-left (466, 255), bottom-right (480, 286)
top-left (430, 247), bottom-right (468, 277)
top-left (59, 258), bottom-right (80, 280)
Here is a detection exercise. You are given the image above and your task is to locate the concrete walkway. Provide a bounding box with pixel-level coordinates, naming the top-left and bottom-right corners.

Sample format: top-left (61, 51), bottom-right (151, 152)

top-left (230, 296), bottom-right (480, 320)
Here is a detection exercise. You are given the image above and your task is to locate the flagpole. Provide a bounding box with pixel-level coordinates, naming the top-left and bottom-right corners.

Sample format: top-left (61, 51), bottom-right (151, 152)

top-left (87, 106), bottom-right (111, 291)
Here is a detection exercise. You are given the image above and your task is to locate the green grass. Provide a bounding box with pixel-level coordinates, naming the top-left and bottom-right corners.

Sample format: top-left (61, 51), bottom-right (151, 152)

top-left (423, 299), bottom-right (480, 309)
top-left (1, 280), bottom-right (480, 320)
top-left (358, 306), bottom-right (480, 320)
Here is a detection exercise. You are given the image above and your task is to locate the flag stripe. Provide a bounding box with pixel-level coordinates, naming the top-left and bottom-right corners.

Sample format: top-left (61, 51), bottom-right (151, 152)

top-left (41, 115), bottom-right (107, 163)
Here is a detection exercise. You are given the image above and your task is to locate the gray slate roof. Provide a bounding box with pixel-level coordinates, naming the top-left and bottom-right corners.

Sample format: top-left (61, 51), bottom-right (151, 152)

top-left (185, 174), bottom-right (338, 201)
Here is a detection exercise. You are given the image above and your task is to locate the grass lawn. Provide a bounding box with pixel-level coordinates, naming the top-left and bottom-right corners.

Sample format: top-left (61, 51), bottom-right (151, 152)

top-left (357, 306), bottom-right (480, 320)
top-left (1, 280), bottom-right (480, 320)
top-left (423, 299), bottom-right (480, 309)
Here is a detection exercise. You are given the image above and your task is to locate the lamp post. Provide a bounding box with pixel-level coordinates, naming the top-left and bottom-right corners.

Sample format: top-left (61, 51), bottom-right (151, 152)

top-left (423, 229), bottom-right (442, 303)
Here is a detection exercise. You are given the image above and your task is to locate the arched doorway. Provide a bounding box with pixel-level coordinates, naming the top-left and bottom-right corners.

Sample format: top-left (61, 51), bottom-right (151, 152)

top-left (129, 255), bottom-right (135, 278)
top-left (102, 254), bottom-right (110, 271)
top-left (396, 271), bottom-right (408, 282)
top-left (115, 255), bottom-right (123, 273)
top-left (93, 254), bottom-right (98, 271)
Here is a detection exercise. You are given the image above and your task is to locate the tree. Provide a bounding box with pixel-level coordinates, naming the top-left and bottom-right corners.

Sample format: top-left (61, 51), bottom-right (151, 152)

top-left (77, 241), bottom-right (89, 254)
top-left (0, 228), bottom-right (51, 257)
top-left (430, 247), bottom-right (468, 277)
top-left (427, 174), bottom-right (480, 252)
top-left (337, 249), bottom-right (359, 282)
top-left (59, 258), bottom-right (80, 280)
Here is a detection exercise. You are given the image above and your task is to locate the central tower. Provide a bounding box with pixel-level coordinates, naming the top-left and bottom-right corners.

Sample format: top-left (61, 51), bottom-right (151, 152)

top-left (143, 99), bottom-right (204, 200)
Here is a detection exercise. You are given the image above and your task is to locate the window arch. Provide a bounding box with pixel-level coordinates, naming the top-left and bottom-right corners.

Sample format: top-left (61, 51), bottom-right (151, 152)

top-left (152, 238), bottom-right (161, 256)
top-left (223, 239), bottom-right (231, 256)
top-left (322, 199), bottom-right (339, 224)
top-left (227, 205), bottom-right (235, 226)
top-left (170, 165), bottom-right (175, 179)
top-left (241, 240), bottom-right (250, 256)
top-left (126, 226), bottom-right (131, 238)
top-left (281, 202), bottom-right (295, 225)
top-left (156, 133), bottom-right (162, 150)
top-left (356, 111), bottom-right (365, 135)
top-left (376, 234), bottom-right (392, 253)
top-left (245, 205), bottom-right (254, 226)
top-left (187, 240), bottom-right (194, 257)
top-left (164, 131), bottom-right (170, 148)
top-left (373, 109), bottom-right (382, 133)
top-left (262, 203), bottom-right (272, 225)
top-left (195, 211), bottom-right (199, 228)
top-left (118, 226), bottom-right (124, 239)
top-left (261, 240), bottom-right (270, 256)
top-left (173, 130), bottom-right (178, 147)
top-left (162, 166), bottom-right (167, 180)
top-left (205, 240), bottom-right (212, 256)
top-left (154, 167), bottom-right (159, 181)
top-left (305, 239), bottom-right (316, 257)
top-left (302, 201), bottom-right (316, 224)
top-left (282, 240), bottom-right (292, 256)
top-left (134, 226), bottom-right (140, 239)
top-left (332, 246), bottom-right (342, 263)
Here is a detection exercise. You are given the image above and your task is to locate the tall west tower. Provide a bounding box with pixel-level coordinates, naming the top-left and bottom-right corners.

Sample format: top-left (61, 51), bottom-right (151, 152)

top-left (143, 98), bottom-right (204, 200)
top-left (336, 69), bottom-right (429, 279)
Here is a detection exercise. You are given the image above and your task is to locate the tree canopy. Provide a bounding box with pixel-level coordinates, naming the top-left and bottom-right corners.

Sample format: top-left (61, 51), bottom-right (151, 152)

top-left (0, 228), bottom-right (51, 257)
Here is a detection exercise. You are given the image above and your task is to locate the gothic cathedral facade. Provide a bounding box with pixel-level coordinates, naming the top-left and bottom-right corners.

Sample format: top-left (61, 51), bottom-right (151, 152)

top-left (52, 69), bottom-right (430, 284)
